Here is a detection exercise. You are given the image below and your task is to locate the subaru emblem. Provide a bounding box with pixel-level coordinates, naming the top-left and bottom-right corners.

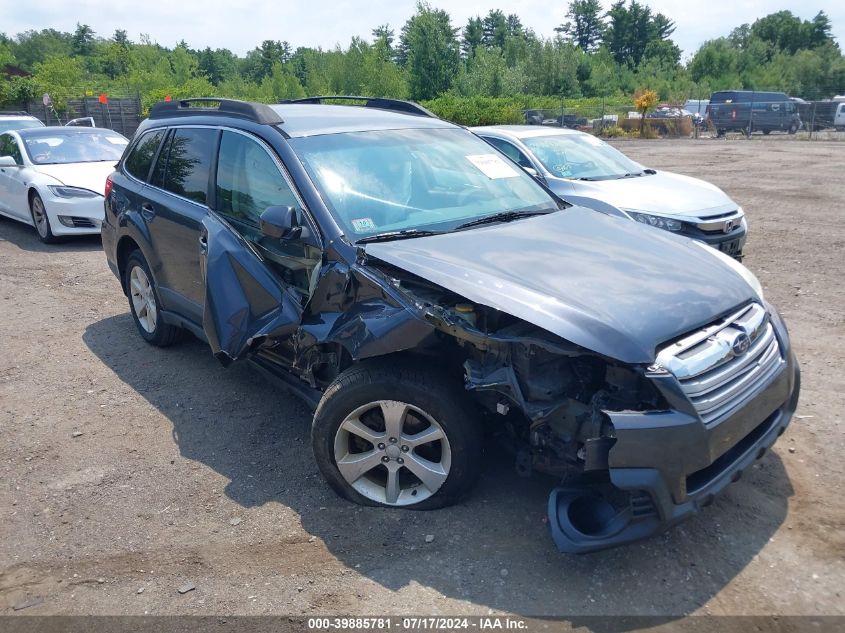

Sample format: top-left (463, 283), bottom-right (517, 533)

top-left (731, 332), bottom-right (751, 356)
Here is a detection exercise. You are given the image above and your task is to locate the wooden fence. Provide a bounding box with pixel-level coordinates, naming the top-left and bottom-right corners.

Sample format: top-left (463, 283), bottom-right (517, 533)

top-left (24, 96), bottom-right (143, 138)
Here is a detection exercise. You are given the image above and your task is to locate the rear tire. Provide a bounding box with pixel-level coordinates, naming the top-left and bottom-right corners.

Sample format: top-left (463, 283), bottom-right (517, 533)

top-left (312, 360), bottom-right (483, 510)
top-left (124, 250), bottom-right (183, 347)
top-left (29, 192), bottom-right (58, 244)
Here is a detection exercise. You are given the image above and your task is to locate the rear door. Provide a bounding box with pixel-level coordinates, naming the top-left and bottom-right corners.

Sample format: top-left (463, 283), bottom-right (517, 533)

top-left (199, 129), bottom-right (322, 363)
top-left (143, 126), bottom-right (218, 323)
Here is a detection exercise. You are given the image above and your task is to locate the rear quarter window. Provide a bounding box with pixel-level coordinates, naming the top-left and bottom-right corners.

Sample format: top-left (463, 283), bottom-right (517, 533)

top-left (125, 130), bottom-right (165, 181)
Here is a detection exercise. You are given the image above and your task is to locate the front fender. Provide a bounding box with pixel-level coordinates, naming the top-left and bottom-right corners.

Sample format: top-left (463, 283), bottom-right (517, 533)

top-left (297, 263), bottom-right (437, 362)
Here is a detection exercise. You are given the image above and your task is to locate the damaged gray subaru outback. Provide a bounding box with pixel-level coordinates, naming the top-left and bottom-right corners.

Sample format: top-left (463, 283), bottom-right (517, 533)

top-left (102, 97), bottom-right (800, 553)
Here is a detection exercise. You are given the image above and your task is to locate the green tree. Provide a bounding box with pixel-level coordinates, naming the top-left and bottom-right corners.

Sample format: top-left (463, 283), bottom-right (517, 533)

top-left (11, 29), bottom-right (73, 69)
top-left (556, 0), bottom-right (605, 53)
top-left (260, 62), bottom-right (305, 101)
top-left (372, 25), bottom-right (395, 54)
top-left (113, 29), bottom-right (130, 47)
top-left (481, 10), bottom-right (509, 49)
top-left (605, 0), bottom-right (674, 67)
top-left (198, 47), bottom-right (236, 85)
top-left (400, 2), bottom-right (460, 100)
top-left (71, 23), bottom-right (96, 57)
top-left (688, 38), bottom-right (739, 85)
top-left (462, 17), bottom-right (483, 60)
top-left (363, 38), bottom-right (409, 98)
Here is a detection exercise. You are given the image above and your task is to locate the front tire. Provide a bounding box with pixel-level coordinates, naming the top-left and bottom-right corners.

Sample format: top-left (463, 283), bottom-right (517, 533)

top-left (30, 192), bottom-right (58, 244)
top-left (312, 361), bottom-right (483, 510)
top-left (124, 250), bottom-right (182, 347)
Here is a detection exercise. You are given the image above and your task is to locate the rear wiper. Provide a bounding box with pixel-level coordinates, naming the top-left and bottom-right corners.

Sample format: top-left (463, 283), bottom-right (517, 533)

top-left (455, 209), bottom-right (551, 230)
top-left (356, 229), bottom-right (441, 244)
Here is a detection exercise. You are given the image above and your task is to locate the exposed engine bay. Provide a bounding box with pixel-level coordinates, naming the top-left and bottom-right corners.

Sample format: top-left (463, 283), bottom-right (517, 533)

top-left (365, 261), bottom-right (666, 483)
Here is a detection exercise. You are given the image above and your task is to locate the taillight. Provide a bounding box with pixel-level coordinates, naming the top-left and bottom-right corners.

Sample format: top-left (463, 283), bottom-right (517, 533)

top-left (105, 174), bottom-right (114, 198)
top-left (731, 109), bottom-right (736, 120)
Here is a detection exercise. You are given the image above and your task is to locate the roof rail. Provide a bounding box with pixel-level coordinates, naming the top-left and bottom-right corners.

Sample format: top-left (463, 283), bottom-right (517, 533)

top-left (283, 96), bottom-right (437, 118)
top-left (149, 98), bottom-right (283, 125)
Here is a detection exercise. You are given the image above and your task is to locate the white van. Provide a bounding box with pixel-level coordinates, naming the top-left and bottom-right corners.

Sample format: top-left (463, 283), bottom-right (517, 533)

top-left (835, 103), bottom-right (845, 130)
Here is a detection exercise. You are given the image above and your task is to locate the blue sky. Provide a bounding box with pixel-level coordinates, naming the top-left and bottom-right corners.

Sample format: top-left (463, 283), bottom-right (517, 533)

top-left (4, 1), bottom-right (842, 61)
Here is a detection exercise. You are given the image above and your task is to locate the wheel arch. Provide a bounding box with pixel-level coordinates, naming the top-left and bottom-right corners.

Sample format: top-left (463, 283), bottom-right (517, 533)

top-left (113, 218), bottom-right (159, 296)
top-left (116, 235), bottom-right (142, 294)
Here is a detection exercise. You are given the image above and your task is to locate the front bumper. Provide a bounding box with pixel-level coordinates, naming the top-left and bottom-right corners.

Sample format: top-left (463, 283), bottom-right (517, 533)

top-left (549, 342), bottom-right (799, 554)
top-left (44, 194), bottom-right (104, 236)
top-left (681, 221), bottom-right (747, 259)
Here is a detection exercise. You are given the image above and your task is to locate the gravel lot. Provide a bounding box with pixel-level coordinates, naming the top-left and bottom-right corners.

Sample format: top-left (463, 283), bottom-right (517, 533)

top-left (1, 138), bottom-right (843, 621)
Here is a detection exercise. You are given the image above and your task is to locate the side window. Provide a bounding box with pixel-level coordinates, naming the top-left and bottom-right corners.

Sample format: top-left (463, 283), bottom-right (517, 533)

top-left (125, 130), bottom-right (164, 181)
top-left (159, 128), bottom-right (217, 205)
top-left (485, 137), bottom-right (533, 169)
top-left (216, 131), bottom-right (299, 225)
top-left (216, 130), bottom-right (319, 294)
top-left (0, 134), bottom-right (23, 164)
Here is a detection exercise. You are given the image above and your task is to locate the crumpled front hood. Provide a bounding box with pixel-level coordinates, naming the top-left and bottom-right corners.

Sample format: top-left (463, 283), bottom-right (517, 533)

top-left (33, 162), bottom-right (117, 196)
top-left (365, 207), bottom-right (757, 364)
top-left (561, 170), bottom-right (736, 218)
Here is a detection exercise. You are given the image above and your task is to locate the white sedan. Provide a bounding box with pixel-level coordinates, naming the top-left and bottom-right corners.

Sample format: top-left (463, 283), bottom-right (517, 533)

top-left (0, 127), bottom-right (128, 243)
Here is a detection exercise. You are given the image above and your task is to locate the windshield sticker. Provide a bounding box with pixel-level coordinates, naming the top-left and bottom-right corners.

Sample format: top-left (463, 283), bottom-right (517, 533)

top-left (351, 217), bottom-right (377, 233)
top-left (465, 154), bottom-right (519, 179)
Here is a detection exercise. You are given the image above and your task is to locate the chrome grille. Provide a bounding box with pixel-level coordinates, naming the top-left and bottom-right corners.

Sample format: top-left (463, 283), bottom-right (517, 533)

top-left (696, 211), bottom-right (743, 234)
top-left (655, 303), bottom-right (784, 424)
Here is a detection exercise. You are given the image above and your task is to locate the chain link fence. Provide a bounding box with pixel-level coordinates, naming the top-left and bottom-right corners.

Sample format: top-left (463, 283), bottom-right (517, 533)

top-left (522, 90), bottom-right (845, 141)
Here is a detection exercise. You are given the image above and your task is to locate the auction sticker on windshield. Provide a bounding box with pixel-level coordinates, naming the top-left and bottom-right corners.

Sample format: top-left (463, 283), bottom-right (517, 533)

top-left (465, 154), bottom-right (519, 179)
top-left (351, 217), bottom-right (377, 233)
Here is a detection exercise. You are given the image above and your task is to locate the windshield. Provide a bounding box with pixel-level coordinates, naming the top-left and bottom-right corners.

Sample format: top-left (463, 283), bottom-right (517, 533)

top-left (22, 132), bottom-right (128, 165)
top-left (522, 133), bottom-right (643, 180)
top-left (289, 128), bottom-right (557, 240)
top-left (0, 119), bottom-right (44, 134)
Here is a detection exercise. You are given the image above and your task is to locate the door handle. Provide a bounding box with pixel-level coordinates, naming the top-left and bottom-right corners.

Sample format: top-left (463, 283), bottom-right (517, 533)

top-left (140, 203), bottom-right (155, 221)
top-left (198, 234), bottom-right (208, 255)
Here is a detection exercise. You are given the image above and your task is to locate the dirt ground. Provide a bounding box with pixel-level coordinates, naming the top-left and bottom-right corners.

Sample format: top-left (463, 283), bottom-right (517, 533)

top-left (1, 138), bottom-right (843, 622)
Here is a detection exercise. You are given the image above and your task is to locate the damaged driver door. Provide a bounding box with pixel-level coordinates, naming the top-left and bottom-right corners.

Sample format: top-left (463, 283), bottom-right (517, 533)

top-left (200, 129), bottom-right (322, 365)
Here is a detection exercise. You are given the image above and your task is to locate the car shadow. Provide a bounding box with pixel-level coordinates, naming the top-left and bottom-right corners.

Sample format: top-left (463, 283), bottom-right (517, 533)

top-left (83, 313), bottom-right (793, 621)
top-left (0, 217), bottom-right (103, 253)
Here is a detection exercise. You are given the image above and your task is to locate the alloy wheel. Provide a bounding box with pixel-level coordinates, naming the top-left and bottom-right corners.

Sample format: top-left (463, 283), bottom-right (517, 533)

top-left (129, 266), bottom-right (158, 333)
top-left (31, 196), bottom-right (49, 238)
top-left (333, 400), bottom-right (452, 506)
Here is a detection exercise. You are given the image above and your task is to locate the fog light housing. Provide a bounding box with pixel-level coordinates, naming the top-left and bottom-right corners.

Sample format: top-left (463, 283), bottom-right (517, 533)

top-left (57, 215), bottom-right (75, 227)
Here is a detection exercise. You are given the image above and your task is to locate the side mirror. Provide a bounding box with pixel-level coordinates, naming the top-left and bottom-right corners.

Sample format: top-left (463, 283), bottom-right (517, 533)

top-left (259, 205), bottom-right (301, 240)
top-left (0, 156), bottom-right (19, 168)
top-left (522, 165), bottom-right (545, 183)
